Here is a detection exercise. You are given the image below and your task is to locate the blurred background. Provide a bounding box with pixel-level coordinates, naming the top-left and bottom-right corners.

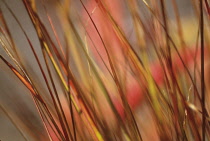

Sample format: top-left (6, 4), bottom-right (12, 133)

top-left (0, 0), bottom-right (209, 141)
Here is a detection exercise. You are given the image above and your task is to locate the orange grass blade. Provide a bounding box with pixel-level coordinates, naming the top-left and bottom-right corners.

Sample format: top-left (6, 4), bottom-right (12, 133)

top-left (0, 55), bottom-right (44, 103)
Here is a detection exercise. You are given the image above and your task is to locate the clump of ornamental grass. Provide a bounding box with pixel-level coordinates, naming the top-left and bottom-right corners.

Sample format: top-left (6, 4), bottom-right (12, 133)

top-left (0, 0), bottom-right (209, 141)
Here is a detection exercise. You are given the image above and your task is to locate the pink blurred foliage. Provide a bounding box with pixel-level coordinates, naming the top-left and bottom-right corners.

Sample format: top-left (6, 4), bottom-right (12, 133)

top-left (82, 0), bottom-right (209, 118)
